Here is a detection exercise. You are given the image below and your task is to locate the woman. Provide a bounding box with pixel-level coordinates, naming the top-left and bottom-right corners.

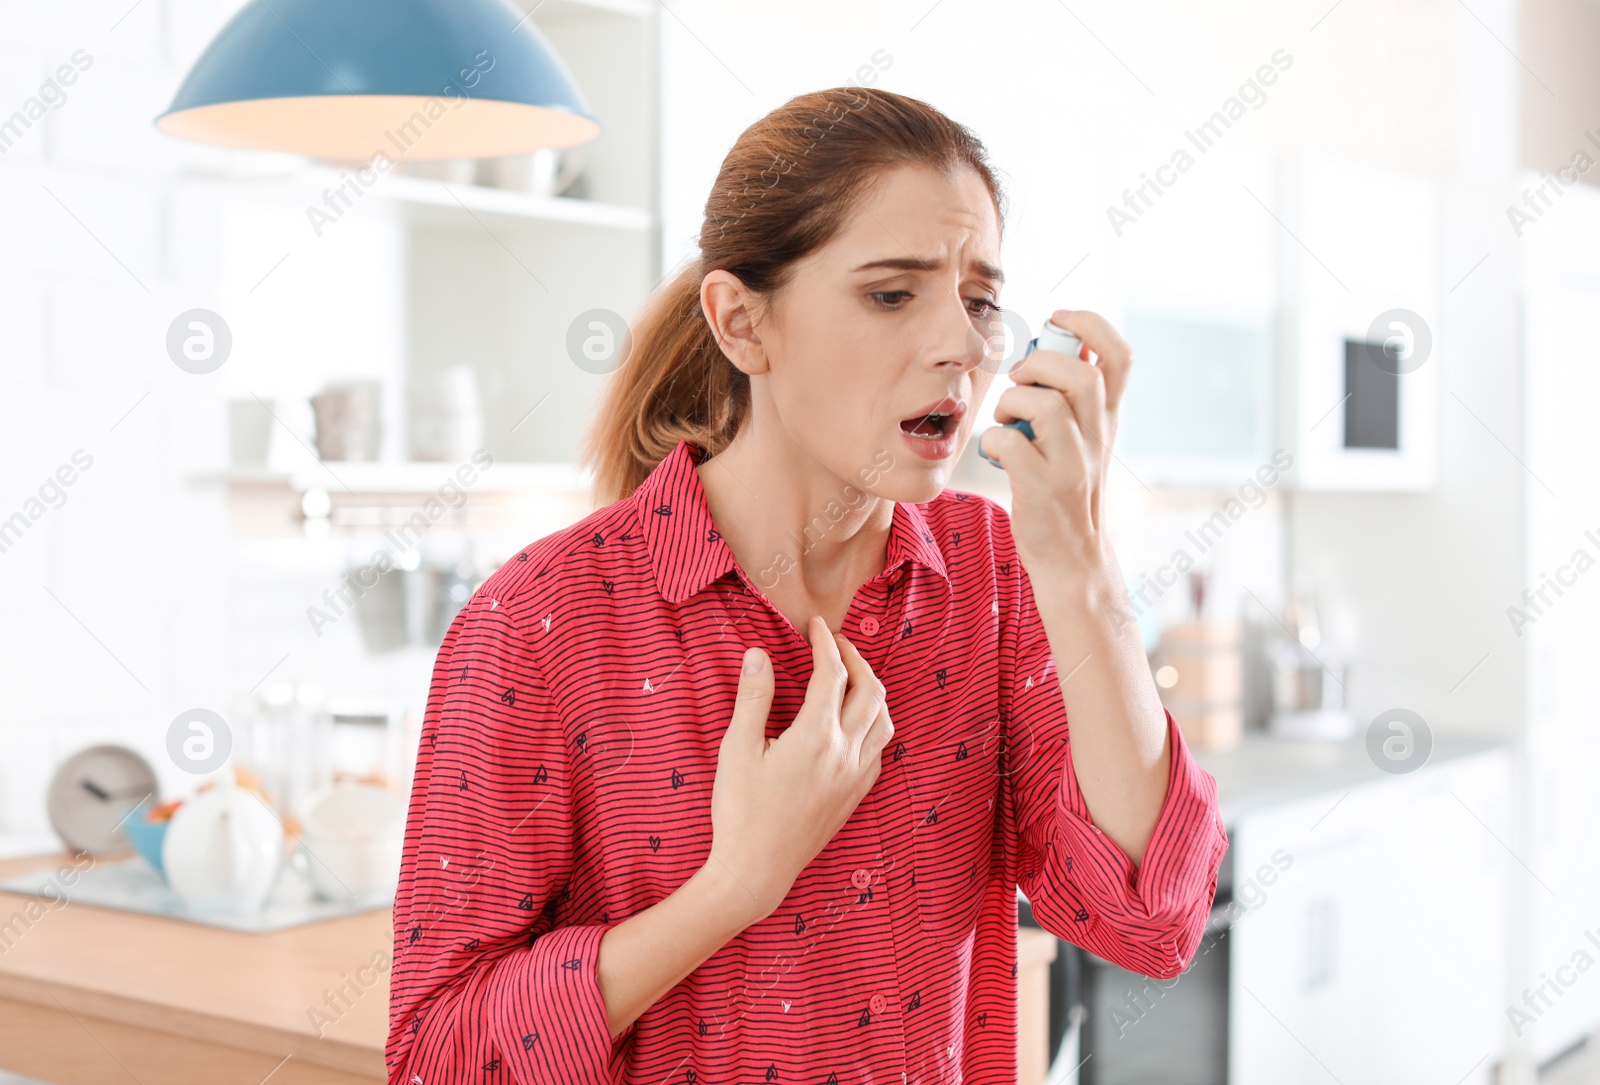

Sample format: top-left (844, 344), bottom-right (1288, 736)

top-left (387, 87), bottom-right (1227, 1084)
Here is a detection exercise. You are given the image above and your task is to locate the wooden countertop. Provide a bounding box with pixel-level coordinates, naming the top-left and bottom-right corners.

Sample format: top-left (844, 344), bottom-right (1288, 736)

top-left (0, 850), bottom-right (1057, 1085)
top-left (0, 850), bottom-right (390, 1084)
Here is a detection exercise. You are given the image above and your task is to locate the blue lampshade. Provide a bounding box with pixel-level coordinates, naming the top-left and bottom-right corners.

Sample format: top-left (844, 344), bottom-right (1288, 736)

top-left (156, 0), bottom-right (601, 160)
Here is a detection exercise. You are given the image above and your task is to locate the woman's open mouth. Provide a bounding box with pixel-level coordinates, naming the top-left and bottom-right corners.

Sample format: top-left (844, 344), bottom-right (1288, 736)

top-left (898, 396), bottom-right (966, 460)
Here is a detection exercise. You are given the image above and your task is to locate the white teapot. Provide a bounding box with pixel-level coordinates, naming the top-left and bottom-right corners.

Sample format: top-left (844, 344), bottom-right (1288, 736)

top-left (162, 774), bottom-right (284, 913)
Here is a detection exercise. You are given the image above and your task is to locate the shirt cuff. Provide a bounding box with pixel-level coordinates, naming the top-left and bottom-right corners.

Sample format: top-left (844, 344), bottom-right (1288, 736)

top-left (491, 920), bottom-right (632, 1083)
top-left (1054, 707), bottom-right (1229, 925)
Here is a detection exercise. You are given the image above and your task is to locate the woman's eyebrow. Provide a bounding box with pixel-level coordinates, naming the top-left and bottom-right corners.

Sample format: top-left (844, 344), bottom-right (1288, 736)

top-left (851, 255), bottom-right (1005, 286)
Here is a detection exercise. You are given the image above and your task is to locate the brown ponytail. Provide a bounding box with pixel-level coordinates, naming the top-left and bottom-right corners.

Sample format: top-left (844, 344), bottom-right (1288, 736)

top-left (579, 86), bottom-right (1008, 506)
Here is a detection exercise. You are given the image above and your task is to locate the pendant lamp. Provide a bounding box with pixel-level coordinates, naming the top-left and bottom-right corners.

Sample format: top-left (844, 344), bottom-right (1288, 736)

top-left (155, 0), bottom-right (601, 161)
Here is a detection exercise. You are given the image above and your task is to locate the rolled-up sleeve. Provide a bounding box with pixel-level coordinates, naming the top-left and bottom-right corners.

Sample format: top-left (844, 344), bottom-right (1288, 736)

top-left (1001, 562), bottom-right (1229, 980)
top-left (387, 592), bottom-right (630, 1084)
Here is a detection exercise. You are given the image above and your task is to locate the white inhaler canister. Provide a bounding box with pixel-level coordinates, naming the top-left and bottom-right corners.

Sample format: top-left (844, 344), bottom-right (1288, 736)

top-left (1031, 319), bottom-right (1083, 360)
top-left (979, 318), bottom-right (1085, 467)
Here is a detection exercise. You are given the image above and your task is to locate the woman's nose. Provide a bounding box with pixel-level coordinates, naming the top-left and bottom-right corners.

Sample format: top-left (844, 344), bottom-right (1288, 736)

top-left (928, 289), bottom-right (990, 372)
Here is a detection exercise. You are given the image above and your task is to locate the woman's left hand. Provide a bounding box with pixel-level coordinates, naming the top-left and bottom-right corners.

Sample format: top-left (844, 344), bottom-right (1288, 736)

top-left (979, 310), bottom-right (1174, 867)
top-left (978, 309), bottom-right (1133, 578)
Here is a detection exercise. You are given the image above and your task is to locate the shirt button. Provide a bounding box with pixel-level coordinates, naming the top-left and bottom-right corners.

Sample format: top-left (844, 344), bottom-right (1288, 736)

top-left (870, 993), bottom-right (888, 1015)
top-left (851, 868), bottom-right (872, 889)
top-left (860, 616), bottom-right (880, 635)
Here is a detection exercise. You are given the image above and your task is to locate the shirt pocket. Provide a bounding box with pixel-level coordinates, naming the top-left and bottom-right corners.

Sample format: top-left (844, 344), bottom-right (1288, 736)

top-left (901, 700), bottom-right (1004, 941)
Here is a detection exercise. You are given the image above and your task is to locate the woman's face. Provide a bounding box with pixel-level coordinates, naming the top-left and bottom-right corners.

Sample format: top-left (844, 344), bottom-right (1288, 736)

top-left (708, 162), bottom-right (1004, 504)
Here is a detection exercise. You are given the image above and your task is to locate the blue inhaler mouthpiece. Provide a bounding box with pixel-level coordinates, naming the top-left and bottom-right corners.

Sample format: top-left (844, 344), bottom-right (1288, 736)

top-left (979, 319), bottom-right (1083, 468)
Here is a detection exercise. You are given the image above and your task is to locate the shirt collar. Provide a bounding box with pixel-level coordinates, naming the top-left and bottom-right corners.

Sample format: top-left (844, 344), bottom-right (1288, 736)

top-left (636, 438), bottom-right (950, 604)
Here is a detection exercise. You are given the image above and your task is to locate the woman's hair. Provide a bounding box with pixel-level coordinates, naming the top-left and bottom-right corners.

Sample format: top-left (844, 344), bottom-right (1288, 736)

top-left (578, 86), bottom-right (1008, 505)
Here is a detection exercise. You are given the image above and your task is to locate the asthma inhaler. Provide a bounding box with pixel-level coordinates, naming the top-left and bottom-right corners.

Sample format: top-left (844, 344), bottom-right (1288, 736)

top-left (978, 318), bottom-right (1083, 468)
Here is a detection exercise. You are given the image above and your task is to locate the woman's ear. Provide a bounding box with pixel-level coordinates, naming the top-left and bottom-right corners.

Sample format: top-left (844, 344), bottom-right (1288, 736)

top-left (701, 270), bottom-right (769, 375)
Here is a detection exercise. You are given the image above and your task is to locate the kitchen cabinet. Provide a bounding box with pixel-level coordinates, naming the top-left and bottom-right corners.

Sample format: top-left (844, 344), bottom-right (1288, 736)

top-left (1116, 307), bottom-right (1273, 487)
top-left (1100, 143), bottom-right (1279, 488)
top-left (1054, 736), bottom-right (1509, 1085)
top-left (1225, 744), bottom-right (1509, 1085)
top-left (1278, 152), bottom-right (1440, 492)
top-left (1519, 172), bottom-right (1600, 1067)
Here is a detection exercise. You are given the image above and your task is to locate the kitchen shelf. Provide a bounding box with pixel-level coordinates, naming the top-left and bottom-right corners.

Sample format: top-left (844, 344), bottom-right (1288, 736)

top-left (251, 165), bottom-right (655, 233)
top-left (191, 463), bottom-right (600, 539)
top-left (190, 461), bottom-right (593, 496)
top-left (385, 175), bottom-right (652, 231)
top-left (200, 0), bottom-right (658, 535)
top-left (530, 0), bottom-right (652, 20)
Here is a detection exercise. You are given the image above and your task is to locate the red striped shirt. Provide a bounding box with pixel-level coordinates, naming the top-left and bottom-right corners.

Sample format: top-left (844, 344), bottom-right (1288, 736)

top-left (387, 437), bottom-right (1228, 1084)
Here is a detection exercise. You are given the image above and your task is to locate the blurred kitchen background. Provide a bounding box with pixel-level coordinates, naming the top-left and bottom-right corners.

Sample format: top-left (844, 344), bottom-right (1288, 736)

top-left (1, 0), bottom-right (1598, 1082)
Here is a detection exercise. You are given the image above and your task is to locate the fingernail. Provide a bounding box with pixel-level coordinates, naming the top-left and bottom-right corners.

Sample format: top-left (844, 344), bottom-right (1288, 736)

top-left (742, 648), bottom-right (764, 674)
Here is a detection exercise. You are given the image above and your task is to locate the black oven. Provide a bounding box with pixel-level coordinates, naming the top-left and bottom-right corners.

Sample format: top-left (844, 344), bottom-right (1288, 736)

top-left (1019, 842), bottom-right (1235, 1084)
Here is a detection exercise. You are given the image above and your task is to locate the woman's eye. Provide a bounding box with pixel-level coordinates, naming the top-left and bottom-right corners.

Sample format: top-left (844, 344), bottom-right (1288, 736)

top-left (870, 292), bottom-right (1000, 316)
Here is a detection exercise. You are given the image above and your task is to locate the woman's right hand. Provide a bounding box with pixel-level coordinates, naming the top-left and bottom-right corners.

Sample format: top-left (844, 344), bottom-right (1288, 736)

top-left (707, 615), bottom-right (895, 923)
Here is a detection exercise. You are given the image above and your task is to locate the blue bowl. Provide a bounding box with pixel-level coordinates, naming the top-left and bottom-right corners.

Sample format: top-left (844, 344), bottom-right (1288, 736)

top-left (123, 799), bottom-right (169, 879)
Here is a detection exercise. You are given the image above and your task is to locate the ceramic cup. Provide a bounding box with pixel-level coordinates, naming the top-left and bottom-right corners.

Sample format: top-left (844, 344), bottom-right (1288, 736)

top-left (228, 398), bottom-right (273, 466)
top-left (309, 380), bottom-right (382, 461)
top-left (296, 782), bottom-right (405, 902)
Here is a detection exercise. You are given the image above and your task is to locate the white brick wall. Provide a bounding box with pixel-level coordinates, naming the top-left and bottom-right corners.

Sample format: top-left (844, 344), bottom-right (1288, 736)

top-left (0, 1), bottom-right (411, 840)
top-left (0, 274), bottom-right (46, 386)
top-left (0, 166), bottom-right (165, 280)
top-left (45, 56), bottom-right (194, 174)
top-left (0, 46), bottom-right (48, 165)
top-left (45, 278), bottom-right (178, 388)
